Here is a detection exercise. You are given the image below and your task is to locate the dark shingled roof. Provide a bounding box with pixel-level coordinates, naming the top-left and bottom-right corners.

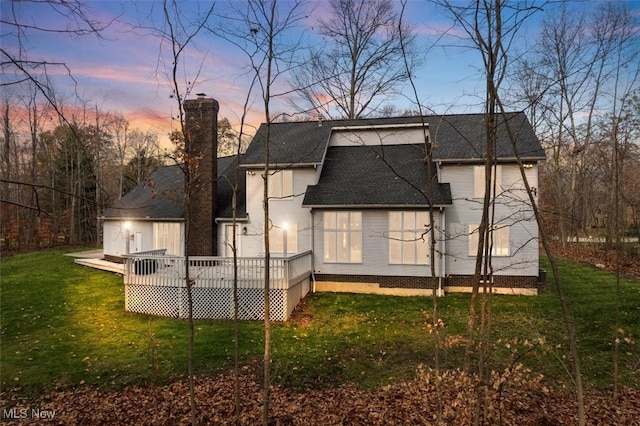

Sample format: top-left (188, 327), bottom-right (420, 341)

top-left (429, 112), bottom-right (545, 162)
top-left (102, 155), bottom-right (246, 220)
top-left (302, 144), bottom-right (452, 207)
top-left (241, 112), bottom-right (545, 166)
top-left (241, 120), bottom-right (332, 166)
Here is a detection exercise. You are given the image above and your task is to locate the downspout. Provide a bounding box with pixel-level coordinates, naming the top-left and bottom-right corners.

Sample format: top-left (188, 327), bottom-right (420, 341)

top-left (439, 207), bottom-right (446, 297)
top-left (310, 208), bottom-right (316, 292)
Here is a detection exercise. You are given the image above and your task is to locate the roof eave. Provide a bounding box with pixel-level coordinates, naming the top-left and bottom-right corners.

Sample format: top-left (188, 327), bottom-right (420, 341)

top-left (239, 162), bottom-right (321, 169)
top-left (436, 156), bottom-right (545, 163)
top-left (102, 217), bottom-right (184, 221)
top-left (215, 216), bottom-right (249, 222)
top-left (330, 122), bottom-right (428, 131)
top-left (303, 203), bottom-right (452, 209)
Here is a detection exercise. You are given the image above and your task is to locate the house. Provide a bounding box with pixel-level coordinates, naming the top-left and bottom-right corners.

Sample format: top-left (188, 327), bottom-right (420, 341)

top-left (102, 96), bottom-right (546, 299)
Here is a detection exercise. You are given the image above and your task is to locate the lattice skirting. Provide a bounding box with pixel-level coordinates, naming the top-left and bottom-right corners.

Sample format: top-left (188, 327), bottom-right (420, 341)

top-left (125, 278), bottom-right (310, 321)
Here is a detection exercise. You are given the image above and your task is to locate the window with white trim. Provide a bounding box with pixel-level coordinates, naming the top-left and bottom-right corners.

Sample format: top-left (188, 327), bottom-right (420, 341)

top-left (468, 224), bottom-right (510, 257)
top-left (323, 211), bottom-right (362, 263)
top-left (474, 165), bottom-right (502, 198)
top-left (269, 223), bottom-right (298, 254)
top-left (153, 222), bottom-right (181, 255)
top-left (268, 169), bottom-right (293, 198)
top-left (224, 224), bottom-right (240, 257)
top-left (388, 211), bottom-right (430, 265)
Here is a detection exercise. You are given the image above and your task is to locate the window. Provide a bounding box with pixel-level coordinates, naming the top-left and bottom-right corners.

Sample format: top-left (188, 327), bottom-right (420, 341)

top-left (224, 225), bottom-right (240, 257)
top-left (323, 211), bottom-right (362, 263)
top-left (153, 222), bottom-right (181, 255)
top-left (269, 223), bottom-right (298, 255)
top-left (474, 165), bottom-right (502, 198)
top-left (468, 224), bottom-right (510, 257)
top-left (268, 170), bottom-right (293, 198)
top-left (389, 212), bottom-right (430, 265)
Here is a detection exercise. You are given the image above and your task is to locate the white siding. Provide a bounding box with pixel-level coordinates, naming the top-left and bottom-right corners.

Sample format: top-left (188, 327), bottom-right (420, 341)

top-left (241, 167), bottom-right (314, 257)
top-left (103, 220), bottom-right (154, 257)
top-left (441, 163), bottom-right (539, 276)
top-left (329, 127), bottom-right (429, 147)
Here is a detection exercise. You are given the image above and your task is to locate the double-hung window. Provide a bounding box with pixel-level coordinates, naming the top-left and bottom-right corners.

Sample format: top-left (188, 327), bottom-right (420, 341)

top-left (474, 165), bottom-right (502, 198)
top-left (153, 222), bottom-right (181, 255)
top-left (323, 211), bottom-right (362, 263)
top-left (388, 211), bottom-right (430, 264)
top-left (268, 170), bottom-right (293, 198)
top-left (468, 224), bottom-right (510, 257)
top-left (269, 223), bottom-right (298, 254)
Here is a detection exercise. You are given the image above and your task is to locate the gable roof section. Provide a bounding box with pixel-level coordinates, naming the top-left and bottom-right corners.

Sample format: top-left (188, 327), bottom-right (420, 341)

top-left (241, 112), bottom-right (545, 167)
top-left (302, 144), bottom-right (452, 207)
top-left (429, 112), bottom-right (546, 162)
top-left (102, 155), bottom-right (246, 220)
top-left (102, 164), bottom-right (184, 220)
top-left (241, 120), bottom-right (333, 166)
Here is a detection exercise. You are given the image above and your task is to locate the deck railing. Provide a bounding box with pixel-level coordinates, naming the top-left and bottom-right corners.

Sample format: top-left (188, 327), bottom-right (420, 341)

top-left (122, 251), bottom-right (312, 321)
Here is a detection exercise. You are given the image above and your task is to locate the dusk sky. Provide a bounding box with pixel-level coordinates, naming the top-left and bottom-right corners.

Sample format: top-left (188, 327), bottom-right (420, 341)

top-left (3, 0), bottom-right (638, 147)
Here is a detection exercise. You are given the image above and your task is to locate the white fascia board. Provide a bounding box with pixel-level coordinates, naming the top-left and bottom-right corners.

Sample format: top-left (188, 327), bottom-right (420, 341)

top-left (330, 123), bottom-right (428, 131)
top-left (304, 203), bottom-right (451, 209)
top-left (239, 162), bottom-right (320, 169)
top-left (215, 216), bottom-right (249, 223)
top-left (103, 217), bottom-right (184, 221)
top-left (437, 157), bottom-right (544, 164)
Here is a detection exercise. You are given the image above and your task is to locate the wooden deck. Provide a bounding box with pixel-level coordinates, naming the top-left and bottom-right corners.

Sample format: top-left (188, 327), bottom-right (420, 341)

top-left (69, 250), bottom-right (124, 274)
top-left (122, 251), bottom-right (313, 321)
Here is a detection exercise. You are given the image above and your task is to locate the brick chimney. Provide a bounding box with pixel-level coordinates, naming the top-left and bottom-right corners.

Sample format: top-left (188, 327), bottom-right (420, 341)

top-left (183, 96), bottom-right (219, 256)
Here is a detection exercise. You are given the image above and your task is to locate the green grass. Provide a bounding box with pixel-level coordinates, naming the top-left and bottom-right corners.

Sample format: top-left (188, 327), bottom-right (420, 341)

top-left (1, 250), bottom-right (638, 399)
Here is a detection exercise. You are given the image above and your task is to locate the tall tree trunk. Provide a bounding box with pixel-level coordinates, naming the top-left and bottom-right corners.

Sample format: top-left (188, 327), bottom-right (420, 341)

top-left (2, 102), bottom-right (11, 190)
top-left (497, 101), bottom-right (586, 426)
top-left (232, 182), bottom-right (241, 423)
top-left (29, 100), bottom-right (40, 248)
top-left (159, 2), bottom-right (216, 421)
top-left (398, 3), bottom-right (442, 420)
top-left (261, 2), bottom-right (277, 424)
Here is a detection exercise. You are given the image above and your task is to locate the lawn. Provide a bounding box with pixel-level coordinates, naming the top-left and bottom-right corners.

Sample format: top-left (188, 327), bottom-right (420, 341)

top-left (1, 249), bottom-right (638, 400)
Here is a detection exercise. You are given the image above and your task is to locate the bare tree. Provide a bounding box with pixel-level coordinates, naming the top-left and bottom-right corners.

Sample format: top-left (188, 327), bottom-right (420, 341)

top-left (430, 2), bottom-right (584, 425)
top-left (0, 2), bottom-right (124, 249)
top-left (291, 0), bottom-right (418, 119)
top-left (510, 5), bottom-right (638, 401)
top-left (230, 90), bottom-right (256, 423)
top-left (599, 88), bottom-right (639, 401)
top-left (212, 1), bottom-right (307, 422)
top-left (513, 3), bottom-right (639, 247)
top-left (396, 1), bottom-right (444, 421)
top-left (217, 117), bottom-right (248, 157)
top-left (149, 1), bottom-right (215, 424)
top-left (1, 84), bottom-right (48, 249)
top-left (1, 0), bottom-right (112, 120)
top-left (109, 114), bottom-right (130, 199)
top-left (122, 129), bottom-right (163, 193)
